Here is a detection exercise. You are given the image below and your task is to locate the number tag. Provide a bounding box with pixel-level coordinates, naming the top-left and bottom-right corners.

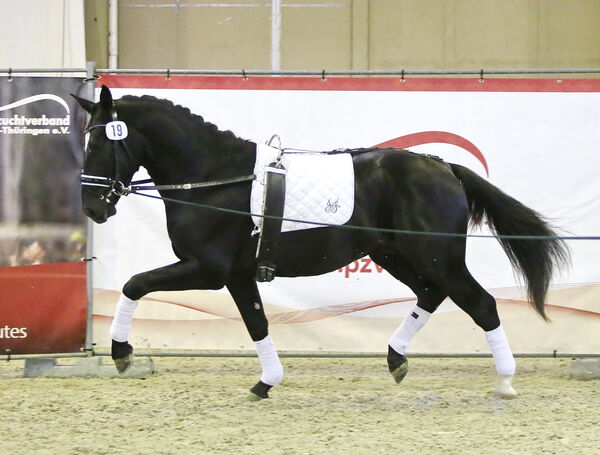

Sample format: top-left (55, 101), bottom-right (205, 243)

top-left (105, 121), bottom-right (128, 140)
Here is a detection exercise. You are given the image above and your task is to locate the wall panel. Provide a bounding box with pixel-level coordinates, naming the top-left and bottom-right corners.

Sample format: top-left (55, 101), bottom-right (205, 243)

top-left (119, 0), bottom-right (271, 69)
top-left (538, 0), bottom-right (600, 67)
top-left (369, 0), bottom-right (448, 69)
top-left (281, 0), bottom-right (352, 70)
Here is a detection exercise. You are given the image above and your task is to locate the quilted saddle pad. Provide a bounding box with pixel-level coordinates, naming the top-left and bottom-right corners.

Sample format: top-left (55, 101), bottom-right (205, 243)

top-left (251, 143), bottom-right (355, 232)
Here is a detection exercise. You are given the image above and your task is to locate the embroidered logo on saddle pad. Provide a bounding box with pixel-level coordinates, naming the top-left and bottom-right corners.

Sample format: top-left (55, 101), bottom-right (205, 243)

top-left (251, 143), bottom-right (355, 232)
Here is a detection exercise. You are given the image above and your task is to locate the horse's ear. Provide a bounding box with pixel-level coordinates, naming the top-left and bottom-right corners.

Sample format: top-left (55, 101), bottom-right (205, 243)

top-left (71, 94), bottom-right (95, 114)
top-left (99, 85), bottom-right (113, 110)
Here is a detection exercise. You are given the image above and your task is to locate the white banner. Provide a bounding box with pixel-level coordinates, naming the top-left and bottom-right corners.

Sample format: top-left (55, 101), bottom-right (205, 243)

top-left (91, 77), bottom-right (600, 354)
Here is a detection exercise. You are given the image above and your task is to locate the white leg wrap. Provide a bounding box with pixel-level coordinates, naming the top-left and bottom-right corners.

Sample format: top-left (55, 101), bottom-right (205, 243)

top-left (254, 335), bottom-right (283, 386)
top-left (389, 305), bottom-right (432, 355)
top-left (109, 294), bottom-right (138, 342)
top-left (485, 325), bottom-right (516, 376)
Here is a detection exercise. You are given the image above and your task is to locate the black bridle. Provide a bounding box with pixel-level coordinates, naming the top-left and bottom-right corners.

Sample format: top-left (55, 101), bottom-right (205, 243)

top-left (80, 105), bottom-right (133, 204)
top-left (81, 130), bottom-right (130, 205)
top-left (81, 106), bottom-right (255, 205)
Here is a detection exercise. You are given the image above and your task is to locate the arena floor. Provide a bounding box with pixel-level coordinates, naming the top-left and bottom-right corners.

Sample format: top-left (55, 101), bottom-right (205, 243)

top-left (0, 356), bottom-right (597, 454)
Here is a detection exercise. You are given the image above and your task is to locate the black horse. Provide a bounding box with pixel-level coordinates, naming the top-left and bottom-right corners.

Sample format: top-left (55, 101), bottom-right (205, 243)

top-left (74, 86), bottom-right (568, 399)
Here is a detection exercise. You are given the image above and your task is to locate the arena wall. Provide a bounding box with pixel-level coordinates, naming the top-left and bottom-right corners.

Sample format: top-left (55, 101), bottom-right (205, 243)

top-left (84, 0), bottom-right (600, 71)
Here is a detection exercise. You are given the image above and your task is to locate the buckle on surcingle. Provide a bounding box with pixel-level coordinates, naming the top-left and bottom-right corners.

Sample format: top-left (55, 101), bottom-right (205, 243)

top-left (256, 262), bottom-right (277, 283)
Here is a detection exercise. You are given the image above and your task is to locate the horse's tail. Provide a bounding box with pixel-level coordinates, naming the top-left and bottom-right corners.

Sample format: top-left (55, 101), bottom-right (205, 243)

top-left (450, 163), bottom-right (570, 321)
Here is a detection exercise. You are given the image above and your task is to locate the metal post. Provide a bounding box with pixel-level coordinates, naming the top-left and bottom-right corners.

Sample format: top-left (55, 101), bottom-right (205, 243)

top-left (84, 61), bottom-right (96, 355)
top-left (108, 0), bottom-right (119, 69)
top-left (271, 0), bottom-right (281, 71)
top-left (92, 68), bottom-right (600, 77)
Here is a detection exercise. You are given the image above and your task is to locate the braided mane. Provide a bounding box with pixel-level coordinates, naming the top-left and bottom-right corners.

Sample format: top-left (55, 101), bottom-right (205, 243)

top-left (117, 94), bottom-right (251, 150)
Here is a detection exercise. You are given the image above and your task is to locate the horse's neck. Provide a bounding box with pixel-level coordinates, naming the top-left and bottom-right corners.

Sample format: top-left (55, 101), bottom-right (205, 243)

top-left (129, 113), bottom-right (256, 185)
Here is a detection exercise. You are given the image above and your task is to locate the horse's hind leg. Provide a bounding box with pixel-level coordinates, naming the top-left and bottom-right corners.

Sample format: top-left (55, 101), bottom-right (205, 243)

top-left (370, 253), bottom-right (447, 384)
top-left (227, 275), bottom-right (283, 400)
top-left (373, 252), bottom-right (517, 398)
top-left (442, 269), bottom-right (518, 399)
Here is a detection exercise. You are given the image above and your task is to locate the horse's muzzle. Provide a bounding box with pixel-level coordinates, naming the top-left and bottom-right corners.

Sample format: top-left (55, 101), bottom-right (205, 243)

top-left (82, 192), bottom-right (117, 224)
top-left (83, 206), bottom-right (108, 224)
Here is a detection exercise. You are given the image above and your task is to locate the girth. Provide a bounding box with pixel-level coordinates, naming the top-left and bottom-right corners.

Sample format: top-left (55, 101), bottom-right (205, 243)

top-left (255, 161), bottom-right (286, 282)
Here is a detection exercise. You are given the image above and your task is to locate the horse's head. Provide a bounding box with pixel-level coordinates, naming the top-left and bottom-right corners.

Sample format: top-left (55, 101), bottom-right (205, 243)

top-left (73, 85), bottom-right (140, 223)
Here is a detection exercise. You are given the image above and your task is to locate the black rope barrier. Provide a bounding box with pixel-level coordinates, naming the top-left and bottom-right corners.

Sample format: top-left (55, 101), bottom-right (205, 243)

top-left (126, 190), bottom-right (598, 241)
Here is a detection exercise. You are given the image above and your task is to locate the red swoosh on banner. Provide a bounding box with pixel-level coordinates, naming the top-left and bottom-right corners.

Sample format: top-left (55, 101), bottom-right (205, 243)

top-left (93, 297), bottom-right (600, 325)
top-left (373, 131), bottom-right (489, 177)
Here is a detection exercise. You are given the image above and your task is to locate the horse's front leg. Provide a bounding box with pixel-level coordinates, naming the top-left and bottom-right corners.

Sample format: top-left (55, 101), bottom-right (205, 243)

top-left (226, 275), bottom-right (283, 400)
top-left (110, 260), bottom-right (221, 373)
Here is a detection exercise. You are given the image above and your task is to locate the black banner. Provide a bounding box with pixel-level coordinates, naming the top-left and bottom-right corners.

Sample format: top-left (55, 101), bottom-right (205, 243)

top-left (0, 76), bottom-right (88, 266)
top-left (0, 76), bottom-right (88, 354)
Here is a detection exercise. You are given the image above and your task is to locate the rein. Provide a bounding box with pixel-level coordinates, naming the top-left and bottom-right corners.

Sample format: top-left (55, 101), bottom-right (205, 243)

top-left (124, 174), bottom-right (256, 194)
top-left (81, 112), bottom-right (255, 203)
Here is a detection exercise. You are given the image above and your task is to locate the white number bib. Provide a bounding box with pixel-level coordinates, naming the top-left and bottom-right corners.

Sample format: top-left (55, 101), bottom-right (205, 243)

top-left (105, 121), bottom-right (128, 140)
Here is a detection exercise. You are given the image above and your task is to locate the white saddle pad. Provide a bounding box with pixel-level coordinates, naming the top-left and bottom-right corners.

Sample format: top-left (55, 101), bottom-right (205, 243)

top-left (251, 143), bottom-right (355, 232)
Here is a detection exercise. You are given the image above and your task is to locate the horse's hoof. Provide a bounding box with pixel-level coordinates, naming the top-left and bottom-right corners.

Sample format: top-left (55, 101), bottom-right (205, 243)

top-left (113, 354), bottom-right (133, 374)
top-left (111, 339), bottom-right (133, 375)
top-left (390, 362), bottom-right (408, 384)
top-left (387, 345), bottom-right (408, 384)
top-left (248, 380), bottom-right (272, 400)
top-left (247, 392), bottom-right (264, 402)
top-left (494, 374), bottom-right (518, 399)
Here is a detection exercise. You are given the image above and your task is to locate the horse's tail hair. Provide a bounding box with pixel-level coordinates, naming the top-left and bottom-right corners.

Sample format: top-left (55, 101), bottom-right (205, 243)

top-left (450, 163), bottom-right (570, 321)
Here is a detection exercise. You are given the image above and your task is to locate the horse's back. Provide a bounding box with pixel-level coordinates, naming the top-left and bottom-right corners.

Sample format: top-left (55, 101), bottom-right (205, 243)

top-left (352, 148), bottom-right (469, 231)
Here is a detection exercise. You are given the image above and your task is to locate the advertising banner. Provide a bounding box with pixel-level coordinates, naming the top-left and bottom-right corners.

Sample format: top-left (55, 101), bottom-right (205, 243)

top-left (92, 75), bottom-right (599, 354)
top-left (0, 77), bottom-right (88, 355)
